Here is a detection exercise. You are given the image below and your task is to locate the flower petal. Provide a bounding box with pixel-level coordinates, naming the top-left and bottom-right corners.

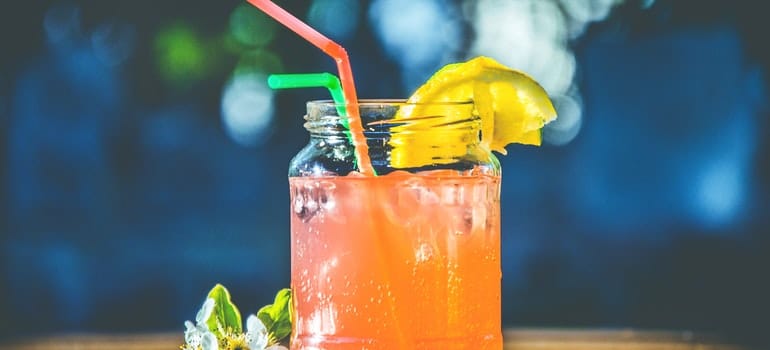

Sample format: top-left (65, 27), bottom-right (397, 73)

top-left (246, 314), bottom-right (269, 349)
top-left (196, 298), bottom-right (216, 324)
top-left (201, 332), bottom-right (218, 350)
top-left (184, 321), bottom-right (202, 347)
top-left (247, 314), bottom-right (267, 335)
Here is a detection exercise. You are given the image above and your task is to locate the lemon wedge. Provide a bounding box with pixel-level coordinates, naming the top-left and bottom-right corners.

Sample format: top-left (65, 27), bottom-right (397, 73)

top-left (389, 56), bottom-right (557, 168)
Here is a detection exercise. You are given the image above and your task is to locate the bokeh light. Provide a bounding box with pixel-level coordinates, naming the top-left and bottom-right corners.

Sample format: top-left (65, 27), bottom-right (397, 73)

top-left (694, 157), bottom-right (747, 229)
top-left (229, 3), bottom-right (276, 48)
top-left (91, 22), bottom-right (136, 67)
top-left (466, 0), bottom-right (644, 146)
top-left (221, 73), bottom-right (275, 147)
top-left (642, 0), bottom-right (656, 9)
top-left (234, 49), bottom-right (283, 77)
top-left (468, 0), bottom-right (573, 94)
top-left (308, 0), bottom-right (360, 42)
top-left (154, 22), bottom-right (207, 85)
top-left (688, 101), bottom-right (759, 229)
top-left (542, 94), bottom-right (582, 146)
top-left (43, 2), bottom-right (81, 46)
top-left (369, 0), bottom-right (463, 91)
top-left (222, 3), bottom-right (283, 148)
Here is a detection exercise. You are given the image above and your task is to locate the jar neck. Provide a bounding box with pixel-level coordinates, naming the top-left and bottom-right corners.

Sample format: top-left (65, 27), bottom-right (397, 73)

top-left (304, 100), bottom-right (481, 144)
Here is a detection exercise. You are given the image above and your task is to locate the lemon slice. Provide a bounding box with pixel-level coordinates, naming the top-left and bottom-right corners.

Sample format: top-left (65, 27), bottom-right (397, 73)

top-left (389, 56), bottom-right (557, 168)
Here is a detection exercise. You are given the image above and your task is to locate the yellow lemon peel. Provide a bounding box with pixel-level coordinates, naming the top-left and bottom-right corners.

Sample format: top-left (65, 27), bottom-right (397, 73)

top-left (390, 56), bottom-right (557, 168)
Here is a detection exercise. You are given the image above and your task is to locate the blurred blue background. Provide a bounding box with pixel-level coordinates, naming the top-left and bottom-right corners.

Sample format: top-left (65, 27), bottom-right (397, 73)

top-left (1, 0), bottom-right (769, 346)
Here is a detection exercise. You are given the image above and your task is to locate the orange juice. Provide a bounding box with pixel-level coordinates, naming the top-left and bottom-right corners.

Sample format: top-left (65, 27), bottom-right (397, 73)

top-left (289, 170), bottom-right (502, 349)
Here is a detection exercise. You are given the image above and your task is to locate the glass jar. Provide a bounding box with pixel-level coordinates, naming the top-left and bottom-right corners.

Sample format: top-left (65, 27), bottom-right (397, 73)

top-left (289, 100), bottom-right (502, 349)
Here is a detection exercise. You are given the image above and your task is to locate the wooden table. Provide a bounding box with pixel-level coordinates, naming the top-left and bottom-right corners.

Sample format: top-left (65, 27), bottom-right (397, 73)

top-left (0, 329), bottom-right (751, 349)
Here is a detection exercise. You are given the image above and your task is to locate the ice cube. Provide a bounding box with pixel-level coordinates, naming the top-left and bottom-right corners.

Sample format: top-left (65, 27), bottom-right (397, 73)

top-left (292, 181), bottom-right (337, 222)
top-left (415, 242), bottom-right (434, 263)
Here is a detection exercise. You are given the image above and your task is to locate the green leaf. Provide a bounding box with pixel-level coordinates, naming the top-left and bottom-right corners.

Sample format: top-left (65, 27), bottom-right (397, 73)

top-left (206, 284), bottom-right (243, 336)
top-left (257, 288), bottom-right (293, 343)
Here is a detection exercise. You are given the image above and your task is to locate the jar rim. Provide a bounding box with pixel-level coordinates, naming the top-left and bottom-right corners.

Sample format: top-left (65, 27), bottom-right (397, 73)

top-left (307, 99), bottom-right (474, 108)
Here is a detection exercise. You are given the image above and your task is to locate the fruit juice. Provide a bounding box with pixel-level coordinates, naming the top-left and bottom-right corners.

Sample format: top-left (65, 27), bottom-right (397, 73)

top-left (289, 170), bottom-right (502, 349)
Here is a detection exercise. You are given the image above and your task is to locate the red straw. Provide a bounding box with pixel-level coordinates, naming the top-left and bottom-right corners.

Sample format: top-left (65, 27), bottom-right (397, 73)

top-left (245, 0), bottom-right (375, 176)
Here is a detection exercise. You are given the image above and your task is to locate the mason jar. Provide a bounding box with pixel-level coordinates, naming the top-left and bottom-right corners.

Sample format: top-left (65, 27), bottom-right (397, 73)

top-left (289, 100), bottom-right (502, 349)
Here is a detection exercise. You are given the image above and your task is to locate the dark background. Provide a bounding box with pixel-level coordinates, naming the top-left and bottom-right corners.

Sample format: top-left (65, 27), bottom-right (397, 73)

top-left (1, 0), bottom-right (769, 347)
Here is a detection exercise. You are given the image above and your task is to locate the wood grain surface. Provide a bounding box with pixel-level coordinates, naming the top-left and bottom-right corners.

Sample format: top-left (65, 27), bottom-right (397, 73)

top-left (0, 329), bottom-right (751, 350)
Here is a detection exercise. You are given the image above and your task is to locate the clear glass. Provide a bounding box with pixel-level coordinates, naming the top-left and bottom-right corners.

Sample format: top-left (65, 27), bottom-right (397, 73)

top-left (289, 100), bottom-right (502, 349)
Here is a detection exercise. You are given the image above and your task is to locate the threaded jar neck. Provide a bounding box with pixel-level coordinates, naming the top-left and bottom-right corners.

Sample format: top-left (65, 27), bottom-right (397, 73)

top-left (291, 100), bottom-right (499, 175)
top-left (304, 100), bottom-right (480, 142)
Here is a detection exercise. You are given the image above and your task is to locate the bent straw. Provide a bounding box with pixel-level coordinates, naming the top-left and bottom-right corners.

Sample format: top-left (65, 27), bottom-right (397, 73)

top-left (267, 73), bottom-right (346, 117)
top-left (245, 0), bottom-right (374, 176)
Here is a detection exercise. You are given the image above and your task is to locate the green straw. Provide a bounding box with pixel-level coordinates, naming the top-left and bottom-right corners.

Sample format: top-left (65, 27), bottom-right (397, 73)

top-left (267, 73), bottom-right (347, 119)
top-left (268, 72), bottom-right (376, 175)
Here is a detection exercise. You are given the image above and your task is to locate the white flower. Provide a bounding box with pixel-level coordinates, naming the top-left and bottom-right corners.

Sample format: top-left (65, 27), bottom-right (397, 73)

top-left (245, 314), bottom-right (288, 350)
top-left (245, 315), bottom-right (269, 349)
top-left (184, 298), bottom-right (218, 350)
top-left (199, 332), bottom-right (218, 350)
